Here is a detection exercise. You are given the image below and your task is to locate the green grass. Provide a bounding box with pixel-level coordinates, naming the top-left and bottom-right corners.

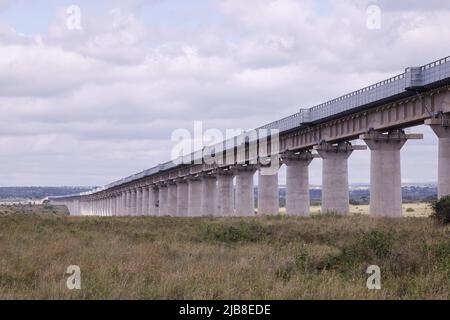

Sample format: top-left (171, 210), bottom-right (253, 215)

top-left (0, 206), bottom-right (448, 299)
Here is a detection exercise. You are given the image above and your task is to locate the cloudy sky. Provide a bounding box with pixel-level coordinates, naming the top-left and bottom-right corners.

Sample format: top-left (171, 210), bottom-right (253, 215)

top-left (1, 0), bottom-right (449, 187)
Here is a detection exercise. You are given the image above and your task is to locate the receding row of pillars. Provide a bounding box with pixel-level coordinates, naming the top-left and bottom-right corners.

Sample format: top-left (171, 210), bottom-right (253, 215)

top-left (72, 124), bottom-right (450, 218)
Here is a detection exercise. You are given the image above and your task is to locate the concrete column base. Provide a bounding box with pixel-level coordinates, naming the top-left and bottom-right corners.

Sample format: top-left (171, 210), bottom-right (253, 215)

top-left (315, 142), bottom-right (366, 215)
top-left (142, 187), bottom-right (149, 215)
top-left (258, 168), bottom-right (279, 215)
top-left (217, 172), bottom-right (235, 216)
top-left (130, 189), bottom-right (138, 216)
top-left (176, 181), bottom-right (189, 216)
top-left (234, 166), bottom-right (257, 216)
top-left (167, 183), bottom-right (178, 216)
top-left (201, 175), bottom-right (217, 216)
top-left (149, 187), bottom-right (158, 216)
top-left (361, 130), bottom-right (423, 217)
top-left (426, 118), bottom-right (450, 198)
top-left (158, 185), bottom-right (168, 216)
top-left (125, 191), bottom-right (132, 216)
top-left (136, 188), bottom-right (143, 216)
top-left (188, 178), bottom-right (202, 217)
top-left (283, 151), bottom-right (316, 216)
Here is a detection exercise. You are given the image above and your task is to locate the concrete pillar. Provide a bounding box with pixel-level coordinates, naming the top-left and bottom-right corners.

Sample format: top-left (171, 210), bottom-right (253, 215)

top-left (112, 196), bottom-right (117, 216)
top-left (130, 189), bottom-right (138, 216)
top-left (176, 180), bottom-right (189, 217)
top-left (201, 175), bottom-right (217, 216)
top-left (426, 118), bottom-right (450, 198)
top-left (105, 198), bottom-right (109, 216)
top-left (158, 185), bottom-right (168, 216)
top-left (217, 172), bottom-right (235, 216)
top-left (167, 183), bottom-right (178, 216)
top-left (114, 196), bottom-right (118, 216)
top-left (188, 177), bottom-right (202, 217)
top-left (124, 191), bottom-right (131, 216)
top-left (118, 195), bottom-right (122, 215)
top-left (361, 131), bottom-right (423, 217)
top-left (107, 196), bottom-right (114, 217)
top-left (119, 192), bottom-right (126, 216)
top-left (142, 187), bottom-right (149, 215)
top-left (136, 187), bottom-right (143, 216)
top-left (257, 167), bottom-right (279, 215)
top-left (283, 151), bottom-right (315, 216)
top-left (149, 186), bottom-right (158, 216)
top-left (315, 142), bottom-right (366, 215)
top-left (234, 166), bottom-right (257, 216)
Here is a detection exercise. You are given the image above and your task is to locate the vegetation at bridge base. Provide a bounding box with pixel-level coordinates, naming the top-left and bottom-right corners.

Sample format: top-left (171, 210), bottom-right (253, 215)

top-left (0, 207), bottom-right (448, 299)
top-left (432, 196), bottom-right (450, 225)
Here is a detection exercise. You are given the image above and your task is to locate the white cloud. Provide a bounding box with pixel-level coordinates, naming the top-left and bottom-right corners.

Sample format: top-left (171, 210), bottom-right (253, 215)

top-left (0, 0), bottom-right (447, 185)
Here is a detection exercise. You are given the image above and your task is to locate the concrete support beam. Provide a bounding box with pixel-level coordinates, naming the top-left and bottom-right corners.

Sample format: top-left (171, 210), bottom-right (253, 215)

top-left (176, 180), bottom-right (189, 217)
top-left (201, 175), bottom-right (217, 216)
top-left (361, 130), bottom-right (423, 217)
top-left (282, 151), bottom-right (316, 216)
top-left (167, 183), bottom-right (178, 216)
top-left (426, 118), bottom-right (450, 198)
top-left (257, 166), bottom-right (279, 215)
top-left (158, 185), bottom-right (168, 216)
top-left (188, 178), bottom-right (202, 217)
top-left (217, 171), bottom-right (235, 216)
top-left (315, 142), bottom-right (366, 215)
top-left (234, 166), bottom-right (257, 216)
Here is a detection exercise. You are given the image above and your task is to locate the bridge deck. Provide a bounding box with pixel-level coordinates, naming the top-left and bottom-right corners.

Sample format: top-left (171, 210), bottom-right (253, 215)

top-left (50, 56), bottom-right (450, 198)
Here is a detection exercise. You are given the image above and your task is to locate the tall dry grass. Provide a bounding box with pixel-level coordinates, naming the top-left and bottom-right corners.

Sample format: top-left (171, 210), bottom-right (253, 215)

top-left (0, 206), bottom-right (448, 299)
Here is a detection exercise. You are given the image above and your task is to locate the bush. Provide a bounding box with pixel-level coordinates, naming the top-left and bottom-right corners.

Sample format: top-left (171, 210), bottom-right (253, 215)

top-left (431, 196), bottom-right (450, 225)
top-left (195, 221), bottom-right (271, 244)
top-left (321, 230), bottom-right (396, 273)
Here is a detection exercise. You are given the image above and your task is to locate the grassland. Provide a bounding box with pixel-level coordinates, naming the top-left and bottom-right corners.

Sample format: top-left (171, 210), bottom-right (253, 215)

top-left (0, 205), bottom-right (448, 300)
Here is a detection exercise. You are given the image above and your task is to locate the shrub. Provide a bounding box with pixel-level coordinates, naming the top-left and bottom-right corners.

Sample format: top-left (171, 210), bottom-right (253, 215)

top-left (406, 208), bottom-right (415, 213)
top-left (195, 221), bottom-right (271, 244)
top-left (431, 196), bottom-right (450, 225)
top-left (321, 230), bottom-right (396, 273)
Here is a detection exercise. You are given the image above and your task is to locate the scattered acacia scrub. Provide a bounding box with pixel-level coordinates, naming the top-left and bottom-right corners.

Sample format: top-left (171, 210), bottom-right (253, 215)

top-left (0, 209), bottom-right (448, 299)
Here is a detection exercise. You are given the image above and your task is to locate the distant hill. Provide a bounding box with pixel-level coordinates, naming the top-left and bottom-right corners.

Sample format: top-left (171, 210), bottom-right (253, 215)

top-left (1, 184), bottom-right (437, 204)
top-left (259, 184), bottom-right (437, 206)
top-left (0, 187), bottom-right (96, 200)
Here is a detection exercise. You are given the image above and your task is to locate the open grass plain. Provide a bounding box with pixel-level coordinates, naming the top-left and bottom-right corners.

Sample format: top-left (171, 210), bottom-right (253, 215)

top-left (0, 204), bottom-right (448, 299)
